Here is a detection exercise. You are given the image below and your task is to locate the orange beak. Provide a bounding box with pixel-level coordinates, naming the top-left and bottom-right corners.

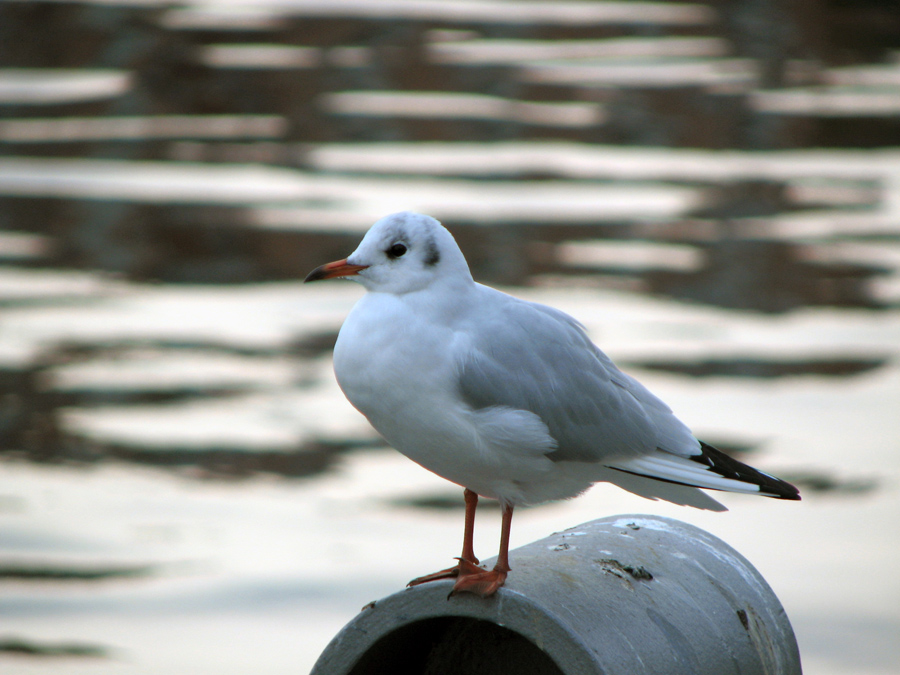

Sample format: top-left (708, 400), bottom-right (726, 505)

top-left (304, 258), bottom-right (368, 283)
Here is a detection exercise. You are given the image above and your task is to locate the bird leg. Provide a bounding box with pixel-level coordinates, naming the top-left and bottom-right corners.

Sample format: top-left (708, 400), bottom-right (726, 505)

top-left (407, 488), bottom-right (480, 586)
top-left (451, 502), bottom-right (513, 598)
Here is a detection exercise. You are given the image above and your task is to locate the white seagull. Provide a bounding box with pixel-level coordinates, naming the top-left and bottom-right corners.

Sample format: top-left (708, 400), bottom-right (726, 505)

top-left (305, 211), bottom-right (800, 597)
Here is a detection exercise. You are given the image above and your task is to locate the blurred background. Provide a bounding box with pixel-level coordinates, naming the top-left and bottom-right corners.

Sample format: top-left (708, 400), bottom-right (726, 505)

top-left (1, 0), bottom-right (899, 673)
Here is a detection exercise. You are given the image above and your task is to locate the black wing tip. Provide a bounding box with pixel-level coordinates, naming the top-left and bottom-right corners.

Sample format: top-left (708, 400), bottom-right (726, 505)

top-left (696, 441), bottom-right (801, 501)
top-left (762, 482), bottom-right (802, 501)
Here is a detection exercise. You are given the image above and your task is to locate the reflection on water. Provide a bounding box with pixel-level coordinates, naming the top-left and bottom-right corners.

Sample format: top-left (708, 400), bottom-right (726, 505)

top-left (629, 355), bottom-right (889, 378)
top-left (1, 1), bottom-right (899, 674)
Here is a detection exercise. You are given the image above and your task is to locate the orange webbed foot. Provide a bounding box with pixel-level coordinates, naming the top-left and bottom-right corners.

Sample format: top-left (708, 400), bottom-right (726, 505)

top-left (407, 566), bottom-right (458, 587)
top-left (450, 558), bottom-right (508, 598)
top-left (407, 556), bottom-right (480, 587)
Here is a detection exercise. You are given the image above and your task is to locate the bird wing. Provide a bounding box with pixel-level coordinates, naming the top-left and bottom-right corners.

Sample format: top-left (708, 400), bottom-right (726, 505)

top-left (456, 286), bottom-right (700, 464)
top-left (455, 287), bottom-right (801, 502)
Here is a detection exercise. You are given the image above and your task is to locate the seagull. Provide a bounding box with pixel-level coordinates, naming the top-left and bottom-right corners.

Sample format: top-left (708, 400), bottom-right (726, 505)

top-left (305, 211), bottom-right (800, 597)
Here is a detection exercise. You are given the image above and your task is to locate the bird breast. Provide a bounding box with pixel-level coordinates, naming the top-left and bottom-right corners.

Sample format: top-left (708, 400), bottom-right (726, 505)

top-left (333, 292), bottom-right (461, 436)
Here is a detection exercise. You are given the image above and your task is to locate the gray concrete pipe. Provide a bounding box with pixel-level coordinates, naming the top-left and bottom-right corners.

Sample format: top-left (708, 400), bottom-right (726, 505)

top-left (311, 514), bottom-right (801, 675)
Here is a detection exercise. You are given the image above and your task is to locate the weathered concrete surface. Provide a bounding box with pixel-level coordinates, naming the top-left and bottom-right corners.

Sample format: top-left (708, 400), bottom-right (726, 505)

top-left (312, 514), bottom-right (801, 675)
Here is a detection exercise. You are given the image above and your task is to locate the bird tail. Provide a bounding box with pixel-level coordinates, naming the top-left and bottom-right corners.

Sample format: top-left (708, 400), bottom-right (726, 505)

top-left (607, 441), bottom-right (801, 500)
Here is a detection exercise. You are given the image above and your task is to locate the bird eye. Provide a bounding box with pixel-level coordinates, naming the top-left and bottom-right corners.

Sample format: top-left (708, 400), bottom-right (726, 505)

top-left (387, 242), bottom-right (408, 258)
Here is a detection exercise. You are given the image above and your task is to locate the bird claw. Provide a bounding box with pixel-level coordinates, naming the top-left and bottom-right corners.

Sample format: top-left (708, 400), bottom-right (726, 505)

top-left (407, 557), bottom-right (509, 598)
top-left (407, 556), bottom-right (481, 587)
top-left (407, 566), bottom-right (459, 587)
top-left (449, 558), bottom-right (508, 598)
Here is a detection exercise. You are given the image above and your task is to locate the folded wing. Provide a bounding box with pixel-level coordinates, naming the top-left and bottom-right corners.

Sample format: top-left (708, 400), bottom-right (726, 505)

top-left (457, 288), bottom-right (800, 502)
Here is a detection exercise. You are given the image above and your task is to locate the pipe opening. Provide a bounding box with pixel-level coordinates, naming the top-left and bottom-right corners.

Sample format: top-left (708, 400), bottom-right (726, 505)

top-left (347, 616), bottom-right (564, 675)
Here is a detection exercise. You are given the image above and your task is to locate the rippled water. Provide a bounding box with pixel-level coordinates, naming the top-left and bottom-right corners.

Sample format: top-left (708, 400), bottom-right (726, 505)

top-left (1, 1), bottom-right (899, 673)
